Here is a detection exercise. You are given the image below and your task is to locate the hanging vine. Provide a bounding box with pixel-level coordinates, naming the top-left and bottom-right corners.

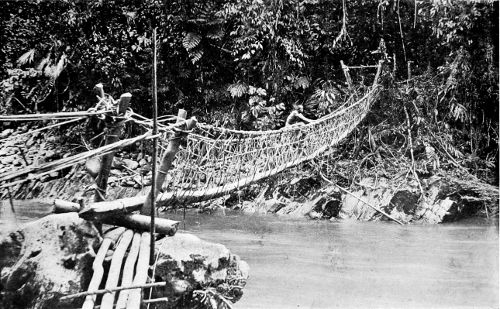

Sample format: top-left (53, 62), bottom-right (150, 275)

top-left (333, 0), bottom-right (352, 48)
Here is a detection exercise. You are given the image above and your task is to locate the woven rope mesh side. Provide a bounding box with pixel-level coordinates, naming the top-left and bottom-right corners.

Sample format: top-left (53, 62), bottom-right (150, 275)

top-left (156, 84), bottom-right (380, 205)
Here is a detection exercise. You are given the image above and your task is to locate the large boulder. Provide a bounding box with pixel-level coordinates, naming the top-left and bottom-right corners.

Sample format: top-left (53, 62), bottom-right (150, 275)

top-left (332, 176), bottom-right (497, 223)
top-left (149, 233), bottom-right (249, 308)
top-left (413, 176), bottom-right (498, 223)
top-left (1, 215), bottom-right (250, 309)
top-left (0, 213), bottom-right (101, 309)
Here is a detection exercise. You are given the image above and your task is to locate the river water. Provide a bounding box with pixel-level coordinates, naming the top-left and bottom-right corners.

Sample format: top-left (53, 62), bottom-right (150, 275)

top-left (1, 201), bottom-right (498, 308)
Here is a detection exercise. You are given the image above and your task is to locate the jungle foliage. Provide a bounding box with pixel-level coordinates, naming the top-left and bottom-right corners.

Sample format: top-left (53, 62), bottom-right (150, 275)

top-left (0, 0), bottom-right (498, 182)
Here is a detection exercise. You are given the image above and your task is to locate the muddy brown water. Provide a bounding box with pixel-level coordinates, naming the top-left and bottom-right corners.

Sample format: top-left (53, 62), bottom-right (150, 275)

top-left (1, 201), bottom-right (498, 308)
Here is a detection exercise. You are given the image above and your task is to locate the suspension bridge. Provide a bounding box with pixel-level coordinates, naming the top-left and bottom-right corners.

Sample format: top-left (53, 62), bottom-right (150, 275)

top-left (0, 61), bottom-right (384, 308)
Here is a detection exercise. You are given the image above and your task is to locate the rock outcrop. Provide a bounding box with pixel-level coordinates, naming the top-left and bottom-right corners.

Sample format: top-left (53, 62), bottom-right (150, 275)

top-left (149, 233), bottom-right (249, 308)
top-left (0, 213), bottom-right (249, 309)
top-left (228, 174), bottom-right (498, 224)
top-left (0, 213), bottom-right (101, 309)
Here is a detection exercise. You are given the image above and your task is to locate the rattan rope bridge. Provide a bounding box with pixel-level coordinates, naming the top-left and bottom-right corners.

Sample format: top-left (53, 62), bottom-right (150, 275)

top-left (0, 62), bottom-right (382, 207)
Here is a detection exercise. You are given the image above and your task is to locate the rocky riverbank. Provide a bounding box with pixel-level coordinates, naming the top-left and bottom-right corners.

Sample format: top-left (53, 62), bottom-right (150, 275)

top-left (0, 213), bottom-right (249, 309)
top-left (226, 173), bottom-right (498, 224)
top-left (0, 126), bottom-right (498, 224)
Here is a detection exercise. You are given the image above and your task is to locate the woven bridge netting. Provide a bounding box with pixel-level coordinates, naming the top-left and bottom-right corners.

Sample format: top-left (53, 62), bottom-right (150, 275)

top-left (155, 73), bottom-right (381, 206)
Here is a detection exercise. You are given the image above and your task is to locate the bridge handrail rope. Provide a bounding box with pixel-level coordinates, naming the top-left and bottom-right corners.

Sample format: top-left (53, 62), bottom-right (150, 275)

top-left (0, 132), bottom-right (155, 187)
top-left (0, 117), bottom-right (85, 142)
top-left (0, 110), bottom-right (108, 122)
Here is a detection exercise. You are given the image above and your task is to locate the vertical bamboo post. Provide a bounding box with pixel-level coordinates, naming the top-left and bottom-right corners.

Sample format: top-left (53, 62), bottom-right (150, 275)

top-left (94, 91), bottom-right (132, 202)
top-left (95, 83), bottom-right (105, 99)
top-left (372, 60), bottom-right (384, 87)
top-left (404, 60), bottom-right (423, 195)
top-left (141, 109), bottom-right (187, 216)
top-left (407, 60), bottom-right (413, 83)
top-left (340, 60), bottom-right (354, 93)
top-left (150, 27), bottom-right (159, 270)
top-left (393, 53), bottom-right (397, 76)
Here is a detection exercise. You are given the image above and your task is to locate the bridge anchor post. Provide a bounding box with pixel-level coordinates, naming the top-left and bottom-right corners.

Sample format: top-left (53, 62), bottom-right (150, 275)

top-left (94, 87), bottom-right (132, 202)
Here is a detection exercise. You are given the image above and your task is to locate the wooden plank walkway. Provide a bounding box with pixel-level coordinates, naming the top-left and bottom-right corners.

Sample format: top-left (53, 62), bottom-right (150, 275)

top-left (64, 227), bottom-right (167, 309)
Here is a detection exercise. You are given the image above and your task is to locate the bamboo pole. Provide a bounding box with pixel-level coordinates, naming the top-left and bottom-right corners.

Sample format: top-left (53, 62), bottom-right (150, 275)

top-left (102, 214), bottom-right (179, 236)
top-left (100, 230), bottom-right (134, 309)
top-left (340, 60), bottom-right (354, 93)
top-left (79, 197), bottom-right (145, 220)
top-left (150, 27), bottom-right (159, 269)
top-left (102, 226), bottom-right (127, 242)
top-left (95, 83), bottom-right (105, 100)
top-left (0, 110), bottom-right (107, 121)
top-left (115, 233), bottom-right (142, 309)
top-left (141, 109), bottom-right (186, 216)
top-left (60, 282), bottom-right (167, 301)
top-left (53, 199), bottom-right (81, 213)
top-left (82, 227), bottom-right (126, 309)
top-left (343, 64), bottom-right (379, 69)
top-left (372, 60), bottom-right (384, 87)
top-left (393, 53), bottom-right (397, 76)
top-left (126, 232), bottom-right (151, 309)
top-left (407, 60), bottom-right (413, 82)
top-left (404, 61), bottom-right (424, 196)
top-left (142, 297), bottom-right (169, 304)
top-left (94, 92), bottom-right (132, 202)
top-left (0, 132), bottom-right (153, 186)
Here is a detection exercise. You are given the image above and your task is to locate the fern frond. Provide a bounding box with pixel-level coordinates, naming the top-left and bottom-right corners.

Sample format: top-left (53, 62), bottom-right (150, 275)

top-left (17, 49), bottom-right (36, 65)
top-left (190, 49), bottom-right (204, 64)
top-left (183, 32), bottom-right (202, 51)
